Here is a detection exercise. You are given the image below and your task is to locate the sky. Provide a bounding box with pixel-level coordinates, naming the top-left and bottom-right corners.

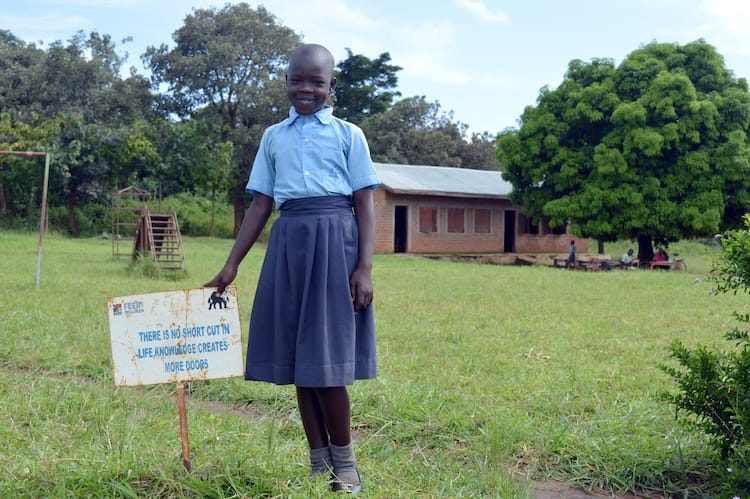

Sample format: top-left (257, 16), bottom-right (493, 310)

top-left (3, 0), bottom-right (750, 135)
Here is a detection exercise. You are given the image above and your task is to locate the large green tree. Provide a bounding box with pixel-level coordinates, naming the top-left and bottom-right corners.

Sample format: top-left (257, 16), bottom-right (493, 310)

top-left (0, 30), bottom-right (156, 235)
top-left (0, 112), bottom-right (58, 217)
top-left (334, 49), bottom-right (401, 124)
top-left (0, 30), bottom-right (152, 124)
top-left (361, 96), bottom-right (501, 170)
top-left (143, 3), bottom-right (300, 234)
top-left (497, 40), bottom-right (750, 259)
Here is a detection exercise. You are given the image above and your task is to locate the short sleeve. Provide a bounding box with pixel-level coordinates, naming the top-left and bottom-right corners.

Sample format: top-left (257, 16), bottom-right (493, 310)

top-left (246, 128), bottom-right (275, 198)
top-left (347, 126), bottom-right (380, 191)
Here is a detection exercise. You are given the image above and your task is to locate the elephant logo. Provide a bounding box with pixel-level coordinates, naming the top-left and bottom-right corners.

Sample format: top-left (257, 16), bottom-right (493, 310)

top-left (208, 291), bottom-right (229, 310)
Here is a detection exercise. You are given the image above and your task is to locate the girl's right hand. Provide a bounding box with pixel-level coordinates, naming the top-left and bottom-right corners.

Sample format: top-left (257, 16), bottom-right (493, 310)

top-left (204, 265), bottom-right (237, 294)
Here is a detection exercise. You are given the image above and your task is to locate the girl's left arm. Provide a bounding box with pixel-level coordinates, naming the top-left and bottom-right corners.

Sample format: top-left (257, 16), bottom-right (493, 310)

top-left (351, 187), bottom-right (375, 311)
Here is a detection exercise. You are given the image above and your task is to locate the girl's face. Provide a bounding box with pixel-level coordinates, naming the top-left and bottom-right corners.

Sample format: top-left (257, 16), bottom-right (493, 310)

top-left (285, 54), bottom-right (335, 115)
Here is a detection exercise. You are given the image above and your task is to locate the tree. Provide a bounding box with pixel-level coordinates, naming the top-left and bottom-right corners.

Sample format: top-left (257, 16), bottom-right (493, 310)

top-left (0, 30), bottom-right (156, 235)
top-left (361, 96), bottom-right (501, 170)
top-left (0, 112), bottom-right (58, 217)
top-left (170, 120), bottom-right (233, 237)
top-left (0, 30), bottom-right (151, 123)
top-left (497, 40), bottom-right (750, 260)
top-left (334, 49), bottom-right (401, 124)
top-left (143, 3), bottom-right (300, 234)
top-left (0, 31), bottom-right (45, 117)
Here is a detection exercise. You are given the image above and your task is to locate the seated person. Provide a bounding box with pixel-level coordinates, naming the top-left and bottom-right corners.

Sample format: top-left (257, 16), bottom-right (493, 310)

top-left (653, 248), bottom-right (668, 262)
top-left (620, 248), bottom-right (635, 267)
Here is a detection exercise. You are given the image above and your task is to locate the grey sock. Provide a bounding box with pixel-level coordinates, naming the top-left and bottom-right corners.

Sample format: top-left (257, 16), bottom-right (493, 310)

top-left (330, 442), bottom-right (360, 486)
top-left (309, 446), bottom-right (332, 478)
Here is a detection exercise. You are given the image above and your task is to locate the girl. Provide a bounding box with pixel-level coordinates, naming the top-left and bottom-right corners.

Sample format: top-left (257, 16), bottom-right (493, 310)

top-left (206, 43), bottom-right (378, 493)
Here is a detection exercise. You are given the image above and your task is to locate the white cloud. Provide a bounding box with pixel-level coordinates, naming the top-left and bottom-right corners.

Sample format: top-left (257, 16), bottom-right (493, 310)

top-left (255, 0), bottom-right (384, 60)
top-left (699, 0), bottom-right (750, 54)
top-left (390, 21), bottom-right (468, 85)
top-left (261, 0), bottom-right (381, 35)
top-left (454, 0), bottom-right (509, 24)
top-left (0, 13), bottom-right (85, 32)
top-left (700, 0), bottom-right (750, 33)
top-left (0, 13), bottom-right (88, 46)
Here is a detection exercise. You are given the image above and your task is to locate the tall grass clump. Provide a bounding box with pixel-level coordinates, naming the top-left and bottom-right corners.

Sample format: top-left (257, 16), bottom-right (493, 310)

top-left (660, 214), bottom-right (750, 494)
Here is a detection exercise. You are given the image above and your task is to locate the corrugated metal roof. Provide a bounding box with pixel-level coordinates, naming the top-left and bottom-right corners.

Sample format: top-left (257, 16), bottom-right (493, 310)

top-left (374, 162), bottom-right (513, 199)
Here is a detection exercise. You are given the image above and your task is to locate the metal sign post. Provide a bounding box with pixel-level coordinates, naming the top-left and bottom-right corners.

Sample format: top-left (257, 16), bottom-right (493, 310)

top-left (176, 382), bottom-right (191, 471)
top-left (0, 150), bottom-right (50, 289)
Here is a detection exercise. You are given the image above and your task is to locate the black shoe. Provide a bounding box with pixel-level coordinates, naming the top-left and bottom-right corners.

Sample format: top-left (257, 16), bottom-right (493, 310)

top-left (331, 468), bottom-right (362, 493)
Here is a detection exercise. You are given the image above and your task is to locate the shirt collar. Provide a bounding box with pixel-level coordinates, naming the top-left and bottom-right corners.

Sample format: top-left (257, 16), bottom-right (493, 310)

top-left (285, 105), bottom-right (334, 125)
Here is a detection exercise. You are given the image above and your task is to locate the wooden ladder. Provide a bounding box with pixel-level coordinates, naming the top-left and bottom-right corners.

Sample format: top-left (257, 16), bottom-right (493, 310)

top-left (133, 208), bottom-right (185, 271)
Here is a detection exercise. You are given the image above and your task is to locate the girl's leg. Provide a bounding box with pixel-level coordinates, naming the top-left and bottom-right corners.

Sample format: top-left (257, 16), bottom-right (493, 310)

top-left (296, 386), bottom-right (329, 448)
top-left (296, 387), bottom-right (332, 477)
top-left (312, 386), bottom-right (351, 446)
top-left (297, 386), bottom-right (360, 490)
top-left (315, 386), bottom-right (361, 491)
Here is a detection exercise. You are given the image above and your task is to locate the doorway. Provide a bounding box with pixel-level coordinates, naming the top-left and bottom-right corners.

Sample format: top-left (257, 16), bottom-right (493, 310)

top-left (504, 210), bottom-right (516, 252)
top-left (394, 205), bottom-right (407, 253)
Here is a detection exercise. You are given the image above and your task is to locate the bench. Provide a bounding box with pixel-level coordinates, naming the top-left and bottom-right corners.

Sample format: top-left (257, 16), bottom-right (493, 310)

top-left (599, 259), bottom-right (628, 270)
top-left (648, 261), bottom-right (680, 270)
top-left (553, 254), bottom-right (614, 271)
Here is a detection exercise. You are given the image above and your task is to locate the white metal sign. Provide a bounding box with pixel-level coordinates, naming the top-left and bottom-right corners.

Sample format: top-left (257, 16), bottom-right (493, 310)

top-left (107, 286), bottom-right (243, 387)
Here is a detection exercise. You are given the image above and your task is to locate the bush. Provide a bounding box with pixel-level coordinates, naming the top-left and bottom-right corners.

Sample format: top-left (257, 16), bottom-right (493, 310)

top-left (47, 203), bottom-right (111, 236)
top-left (660, 214), bottom-right (750, 495)
top-left (164, 192), bottom-right (278, 242)
top-left (164, 192), bottom-right (235, 238)
top-left (0, 212), bottom-right (39, 231)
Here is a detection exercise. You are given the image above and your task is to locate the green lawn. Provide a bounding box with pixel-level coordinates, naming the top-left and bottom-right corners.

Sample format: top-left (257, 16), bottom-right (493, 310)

top-left (0, 232), bottom-right (738, 497)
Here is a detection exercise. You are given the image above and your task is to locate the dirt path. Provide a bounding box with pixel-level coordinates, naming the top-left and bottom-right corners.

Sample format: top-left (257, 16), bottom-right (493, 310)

top-left (530, 480), bottom-right (649, 498)
top-left (203, 400), bottom-right (655, 498)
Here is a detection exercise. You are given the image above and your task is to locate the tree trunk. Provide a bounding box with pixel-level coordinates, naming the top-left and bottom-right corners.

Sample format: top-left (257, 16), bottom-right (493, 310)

top-left (0, 183), bottom-right (6, 214)
top-left (637, 235), bottom-right (653, 262)
top-left (210, 188), bottom-right (216, 238)
top-left (66, 192), bottom-right (81, 237)
top-left (597, 240), bottom-right (605, 254)
top-left (232, 187), bottom-right (246, 237)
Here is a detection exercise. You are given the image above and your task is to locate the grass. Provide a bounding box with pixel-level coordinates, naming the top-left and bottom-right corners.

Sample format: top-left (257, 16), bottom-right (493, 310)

top-left (0, 231), bottom-right (741, 497)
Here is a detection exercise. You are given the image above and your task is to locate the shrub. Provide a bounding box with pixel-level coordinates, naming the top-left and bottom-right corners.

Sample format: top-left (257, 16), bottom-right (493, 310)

top-left (47, 204), bottom-right (111, 236)
top-left (162, 192), bottom-right (234, 238)
top-left (0, 212), bottom-right (38, 231)
top-left (660, 214), bottom-right (750, 495)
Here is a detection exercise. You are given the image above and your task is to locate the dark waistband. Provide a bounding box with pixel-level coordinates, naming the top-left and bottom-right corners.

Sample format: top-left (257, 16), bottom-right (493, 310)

top-left (279, 195), bottom-right (353, 215)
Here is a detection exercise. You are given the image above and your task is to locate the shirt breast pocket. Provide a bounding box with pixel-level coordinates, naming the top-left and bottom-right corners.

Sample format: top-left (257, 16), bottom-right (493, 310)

top-left (320, 146), bottom-right (346, 191)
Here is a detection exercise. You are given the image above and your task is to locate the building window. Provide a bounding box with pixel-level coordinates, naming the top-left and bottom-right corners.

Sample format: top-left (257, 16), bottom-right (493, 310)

top-left (474, 209), bottom-right (491, 233)
top-left (519, 213), bottom-right (539, 234)
top-left (550, 221), bottom-right (567, 235)
top-left (419, 207), bottom-right (437, 233)
top-left (447, 208), bottom-right (464, 233)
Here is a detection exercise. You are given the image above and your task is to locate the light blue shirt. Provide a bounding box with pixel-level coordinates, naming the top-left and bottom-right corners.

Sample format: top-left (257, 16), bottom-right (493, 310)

top-left (246, 106), bottom-right (380, 208)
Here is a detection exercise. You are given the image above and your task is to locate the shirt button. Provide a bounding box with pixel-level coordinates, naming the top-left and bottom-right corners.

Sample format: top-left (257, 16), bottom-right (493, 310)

top-left (304, 171), bottom-right (310, 175)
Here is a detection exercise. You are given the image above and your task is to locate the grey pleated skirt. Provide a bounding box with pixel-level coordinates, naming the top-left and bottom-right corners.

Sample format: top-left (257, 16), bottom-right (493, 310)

top-left (245, 195), bottom-right (377, 387)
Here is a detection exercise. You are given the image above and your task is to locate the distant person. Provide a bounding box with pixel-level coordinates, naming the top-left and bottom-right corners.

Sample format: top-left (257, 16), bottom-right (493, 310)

top-left (653, 248), bottom-right (668, 262)
top-left (620, 248), bottom-right (635, 267)
top-left (205, 44), bottom-right (378, 493)
top-left (567, 240), bottom-right (576, 269)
